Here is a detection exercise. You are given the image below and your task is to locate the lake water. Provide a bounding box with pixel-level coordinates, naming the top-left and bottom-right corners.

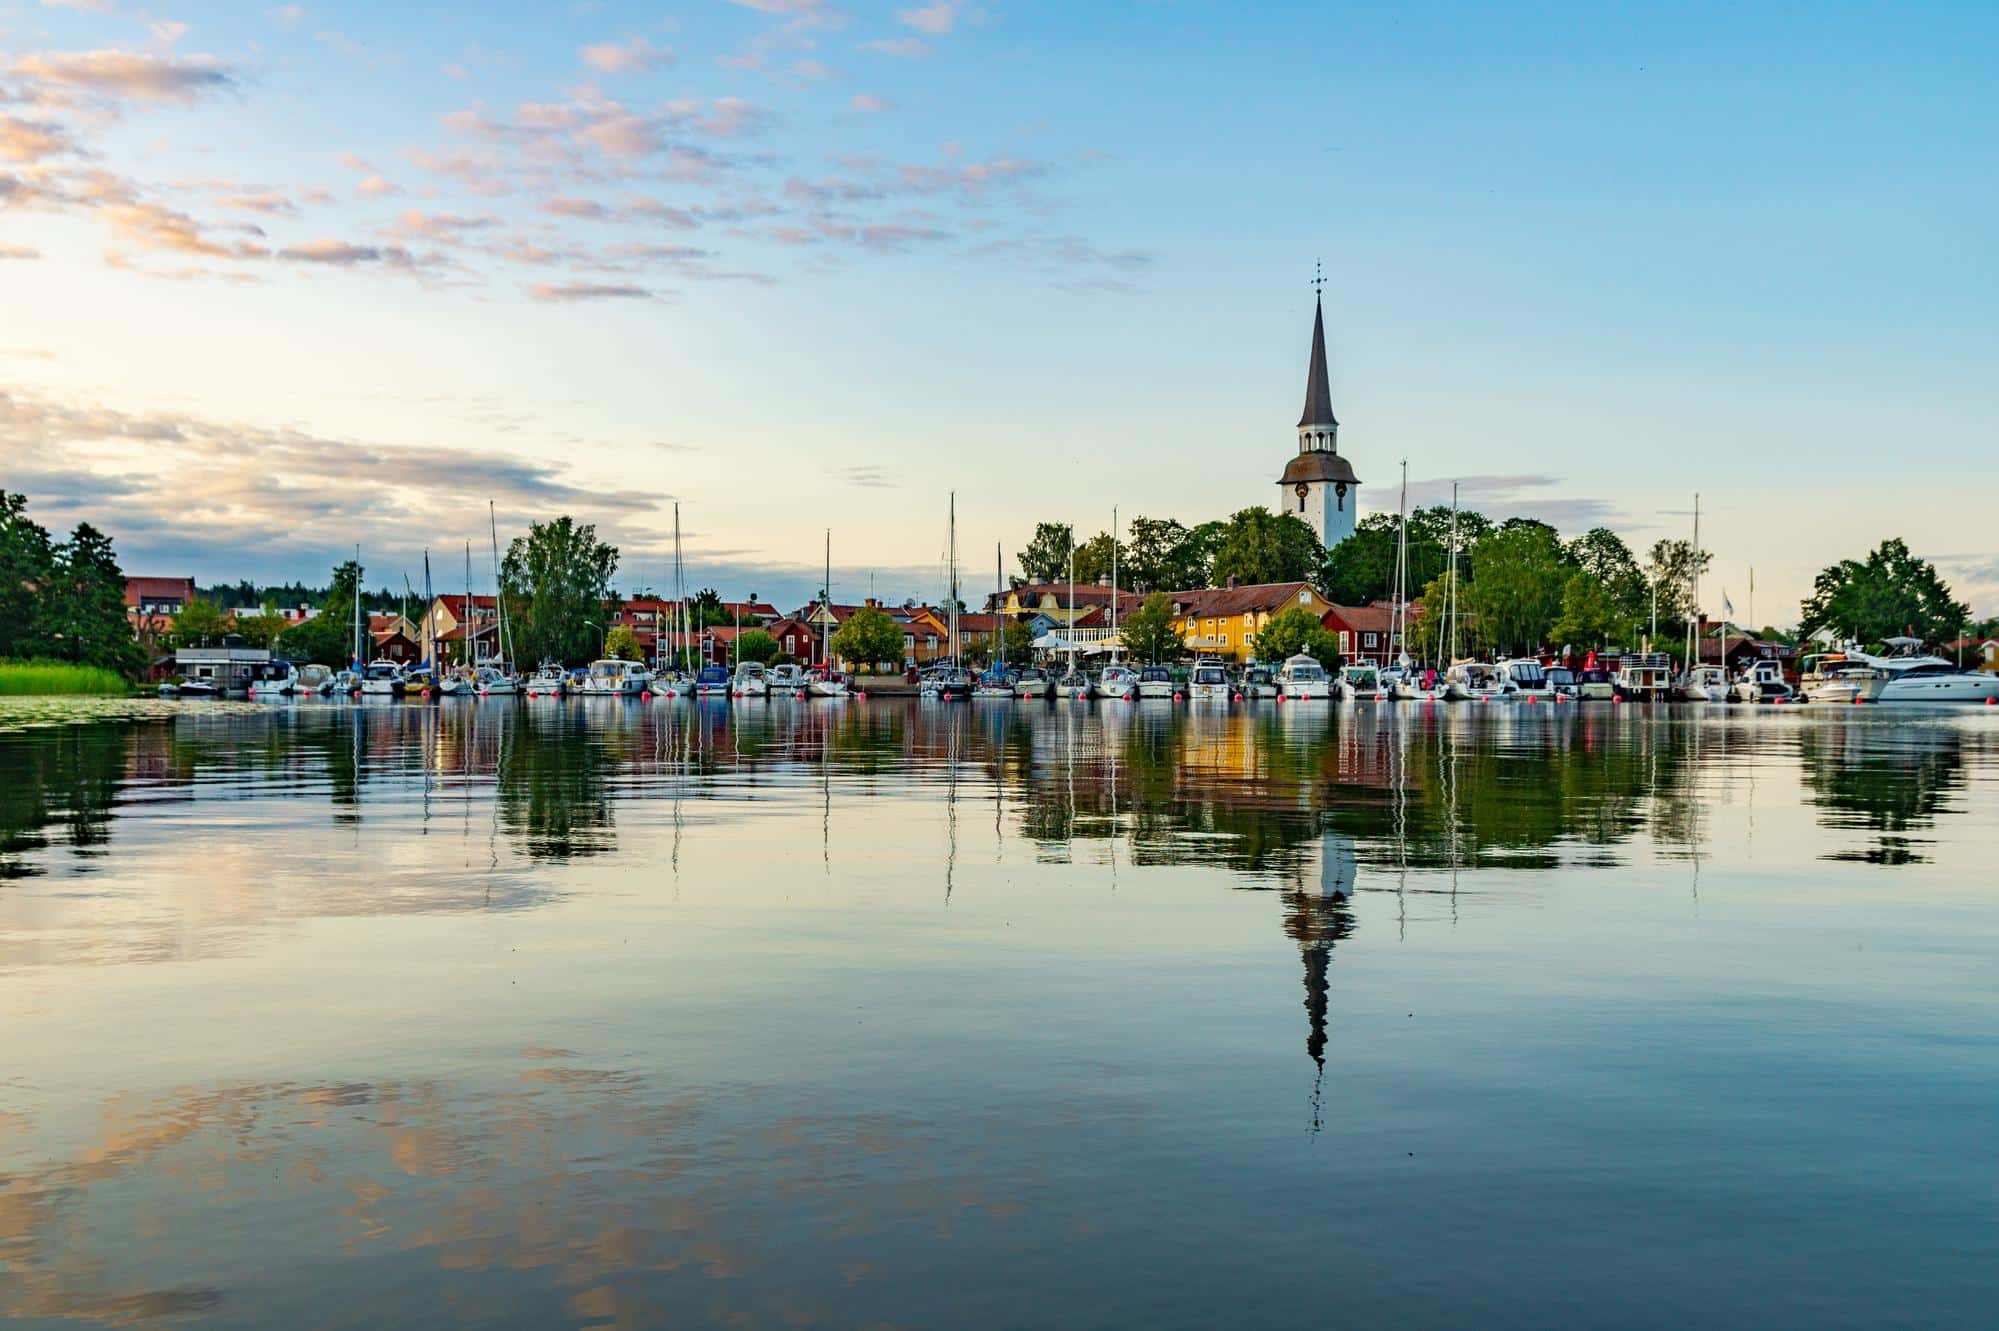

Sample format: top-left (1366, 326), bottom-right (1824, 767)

top-left (1, 696), bottom-right (1994, 1328)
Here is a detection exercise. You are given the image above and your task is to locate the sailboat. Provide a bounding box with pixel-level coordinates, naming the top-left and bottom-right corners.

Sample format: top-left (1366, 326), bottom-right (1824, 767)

top-left (487, 502), bottom-right (520, 686)
top-left (921, 493), bottom-right (974, 700)
top-left (974, 542), bottom-right (1013, 698)
top-left (656, 503), bottom-right (696, 697)
top-left (809, 529), bottom-right (849, 696)
top-left (1386, 461), bottom-right (1425, 701)
top-left (1054, 542), bottom-right (1090, 697)
top-left (1673, 495), bottom-right (1724, 701)
top-left (437, 543), bottom-right (476, 696)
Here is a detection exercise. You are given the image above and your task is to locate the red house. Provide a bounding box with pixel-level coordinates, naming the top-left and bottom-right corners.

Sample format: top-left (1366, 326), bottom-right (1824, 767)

top-left (1320, 602), bottom-right (1415, 667)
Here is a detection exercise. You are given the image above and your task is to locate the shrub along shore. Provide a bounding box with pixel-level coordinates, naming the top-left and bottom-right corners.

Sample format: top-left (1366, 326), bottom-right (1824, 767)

top-left (0, 660), bottom-right (133, 696)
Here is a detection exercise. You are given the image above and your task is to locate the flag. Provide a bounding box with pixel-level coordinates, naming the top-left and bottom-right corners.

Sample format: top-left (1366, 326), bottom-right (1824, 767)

top-left (1722, 590), bottom-right (1734, 619)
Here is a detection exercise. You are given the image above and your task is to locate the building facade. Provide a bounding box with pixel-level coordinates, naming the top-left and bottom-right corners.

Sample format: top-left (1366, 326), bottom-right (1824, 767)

top-left (1170, 581), bottom-right (1329, 664)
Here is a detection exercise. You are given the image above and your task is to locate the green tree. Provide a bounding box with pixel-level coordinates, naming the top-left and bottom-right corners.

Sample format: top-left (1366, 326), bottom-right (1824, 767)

top-left (733, 628), bottom-right (780, 665)
top-left (47, 523), bottom-right (143, 675)
top-left (1123, 516), bottom-right (1215, 592)
top-left (0, 491), bottom-right (58, 658)
top-left (501, 516), bottom-right (619, 666)
top-left (832, 605), bottom-right (904, 671)
top-left (233, 605), bottom-right (290, 651)
top-left (1072, 530), bottom-right (1122, 586)
top-left (1209, 508), bottom-right (1323, 588)
top-left (172, 598), bottom-right (231, 647)
top-left (1799, 538), bottom-right (1969, 646)
top-left (1120, 591), bottom-right (1185, 663)
top-left (1019, 522), bottom-right (1075, 584)
top-left (278, 560), bottom-right (364, 666)
top-left (689, 588), bottom-right (729, 629)
top-left (1464, 523), bottom-right (1569, 655)
top-left (1001, 620), bottom-right (1036, 667)
top-left (1644, 538), bottom-right (1712, 624)
top-left (604, 625), bottom-right (643, 661)
top-left (1253, 605), bottom-right (1342, 665)
top-left (1319, 512), bottom-right (1401, 604)
top-left (1566, 527), bottom-right (1649, 624)
top-left (1551, 571), bottom-right (1626, 650)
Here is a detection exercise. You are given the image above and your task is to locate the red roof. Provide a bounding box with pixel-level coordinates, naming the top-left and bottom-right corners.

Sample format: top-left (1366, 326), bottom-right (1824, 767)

top-left (125, 576), bottom-right (195, 604)
top-left (1321, 601), bottom-right (1406, 635)
top-left (1169, 581), bottom-right (1319, 619)
top-left (434, 593), bottom-right (498, 614)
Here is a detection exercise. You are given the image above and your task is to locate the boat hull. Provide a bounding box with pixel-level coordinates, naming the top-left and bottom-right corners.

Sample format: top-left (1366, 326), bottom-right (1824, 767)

top-left (1869, 673), bottom-right (1999, 704)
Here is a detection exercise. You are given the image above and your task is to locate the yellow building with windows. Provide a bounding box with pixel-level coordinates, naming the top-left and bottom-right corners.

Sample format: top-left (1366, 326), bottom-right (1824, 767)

top-left (1168, 581), bottom-right (1327, 664)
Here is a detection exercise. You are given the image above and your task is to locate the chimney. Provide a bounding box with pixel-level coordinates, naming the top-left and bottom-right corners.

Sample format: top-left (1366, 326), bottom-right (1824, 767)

top-left (1227, 575), bottom-right (1239, 590)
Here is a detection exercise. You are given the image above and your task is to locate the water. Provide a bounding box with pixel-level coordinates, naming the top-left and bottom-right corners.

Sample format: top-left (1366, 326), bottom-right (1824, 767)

top-left (1, 697), bottom-right (1994, 1328)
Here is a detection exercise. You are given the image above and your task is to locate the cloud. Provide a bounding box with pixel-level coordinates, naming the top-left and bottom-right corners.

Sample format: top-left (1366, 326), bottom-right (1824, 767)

top-left (277, 238), bottom-right (424, 266)
top-left (972, 234), bottom-right (1156, 291)
top-left (267, 5), bottom-right (305, 28)
top-left (860, 38), bottom-right (931, 58)
top-left (0, 114), bottom-right (80, 163)
top-left (528, 281), bottom-right (656, 302)
top-left (728, 0), bottom-right (836, 13)
top-left (540, 195), bottom-right (607, 219)
top-left (580, 36), bottom-right (672, 75)
top-left (0, 244), bottom-right (42, 259)
top-left (849, 93), bottom-right (891, 113)
top-left (1406, 474), bottom-right (1621, 530)
top-left (148, 20), bottom-right (190, 46)
top-left (390, 208), bottom-right (498, 240)
top-left (835, 464), bottom-right (896, 488)
top-left (897, 2), bottom-right (962, 36)
top-left (216, 190), bottom-right (297, 215)
top-left (99, 200), bottom-right (268, 259)
top-left (9, 50), bottom-right (233, 103)
top-left (355, 174), bottom-right (401, 196)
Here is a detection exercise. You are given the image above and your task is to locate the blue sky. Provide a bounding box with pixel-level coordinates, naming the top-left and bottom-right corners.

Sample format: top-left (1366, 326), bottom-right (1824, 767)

top-left (3, 0), bottom-right (1995, 617)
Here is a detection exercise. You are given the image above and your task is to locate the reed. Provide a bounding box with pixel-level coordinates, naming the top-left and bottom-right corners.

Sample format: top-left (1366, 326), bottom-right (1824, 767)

top-left (0, 660), bottom-right (133, 696)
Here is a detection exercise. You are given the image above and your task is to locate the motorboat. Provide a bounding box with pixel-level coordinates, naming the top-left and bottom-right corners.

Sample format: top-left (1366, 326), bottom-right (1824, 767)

top-left (474, 665), bottom-right (519, 696)
top-left (1544, 665), bottom-right (1578, 700)
top-left (297, 664), bottom-right (334, 696)
top-left (1053, 667), bottom-right (1092, 699)
top-left (401, 666), bottom-right (439, 695)
top-left (1575, 668), bottom-right (1616, 701)
top-left (360, 660), bottom-right (406, 696)
top-left (695, 665), bottom-right (732, 697)
top-left (731, 661), bottom-right (770, 697)
top-left (1612, 652), bottom-right (1673, 702)
top-left (1188, 658), bottom-right (1233, 701)
top-left (1012, 666), bottom-right (1051, 700)
top-left (1386, 656), bottom-right (1429, 701)
top-left (246, 660), bottom-right (305, 699)
top-left (767, 663), bottom-right (808, 694)
top-left (1136, 665), bottom-right (1177, 699)
top-left (525, 663), bottom-right (568, 697)
top-left (435, 668), bottom-right (476, 697)
top-left (1239, 663), bottom-right (1280, 699)
top-left (1797, 651), bottom-right (1877, 705)
top-left (1096, 664), bottom-right (1138, 700)
top-left (329, 669), bottom-right (361, 696)
top-left (1498, 658), bottom-right (1554, 701)
top-left (806, 667), bottom-right (849, 698)
top-left (1277, 653), bottom-right (1331, 700)
top-left (579, 659), bottom-right (647, 696)
top-left (923, 665), bottom-right (974, 700)
top-left (1442, 660), bottom-right (1507, 702)
top-left (1835, 639), bottom-right (1999, 705)
top-left (973, 669), bottom-right (1014, 699)
top-left (1337, 662), bottom-right (1385, 702)
top-left (173, 678), bottom-right (220, 700)
top-left (652, 669), bottom-right (695, 698)
top-left (1730, 658), bottom-right (1795, 703)
top-left (1674, 664), bottom-right (1732, 702)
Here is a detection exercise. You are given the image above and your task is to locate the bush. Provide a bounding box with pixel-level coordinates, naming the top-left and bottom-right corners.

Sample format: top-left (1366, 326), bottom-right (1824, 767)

top-left (0, 659), bottom-right (132, 696)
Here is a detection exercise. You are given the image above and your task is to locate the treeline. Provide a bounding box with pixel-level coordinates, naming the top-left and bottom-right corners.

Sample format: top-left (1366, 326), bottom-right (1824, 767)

top-left (0, 491), bottom-right (144, 676)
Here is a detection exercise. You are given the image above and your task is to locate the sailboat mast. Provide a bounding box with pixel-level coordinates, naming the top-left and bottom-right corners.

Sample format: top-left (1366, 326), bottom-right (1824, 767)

top-left (824, 528), bottom-right (832, 672)
top-left (488, 501), bottom-right (511, 669)
top-left (948, 491), bottom-right (959, 668)
top-left (995, 542), bottom-right (1003, 670)
top-left (464, 542), bottom-right (472, 667)
top-left (1109, 505), bottom-right (1118, 662)
top-left (352, 544), bottom-right (363, 671)
top-left (423, 551), bottom-right (434, 671)
top-left (1447, 482), bottom-right (1460, 662)
top-left (1393, 459), bottom-right (1408, 664)
top-left (1688, 493), bottom-right (1701, 670)
top-left (673, 502), bottom-right (686, 672)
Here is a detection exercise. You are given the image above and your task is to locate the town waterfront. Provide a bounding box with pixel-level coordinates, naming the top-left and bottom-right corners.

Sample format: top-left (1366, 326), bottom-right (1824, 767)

top-left (2, 698), bottom-right (1995, 1328)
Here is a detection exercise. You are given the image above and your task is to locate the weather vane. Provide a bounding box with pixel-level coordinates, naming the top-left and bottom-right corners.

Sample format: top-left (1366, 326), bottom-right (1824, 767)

top-left (1311, 259), bottom-right (1325, 295)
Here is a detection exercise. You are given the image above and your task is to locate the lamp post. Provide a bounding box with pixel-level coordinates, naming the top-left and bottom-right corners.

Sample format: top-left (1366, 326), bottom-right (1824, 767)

top-left (584, 620), bottom-right (605, 659)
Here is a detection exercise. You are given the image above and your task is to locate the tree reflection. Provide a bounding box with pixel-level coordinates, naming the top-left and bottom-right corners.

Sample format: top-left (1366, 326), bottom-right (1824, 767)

top-left (1798, 720), bottom-right (1967, 866)
top-left (0, 722), bottom-right (128, 877)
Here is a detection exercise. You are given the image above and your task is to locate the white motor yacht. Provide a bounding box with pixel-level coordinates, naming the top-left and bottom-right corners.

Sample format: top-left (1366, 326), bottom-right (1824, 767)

top-left (1136, 664), bottom-right (1177, 699)
top-left (360, 660), bottom-right (406, 696)
top-left (1797, 651), bottom-right (1875, 705)
top-left (1097, 664), bottom-right (1138, 700)
top-left (1674, 664), bottom-right (1732, 702)
top-left (1239, 663), bottom-right (1280, 700)
top-left (1188, 658), bottom-right (1233, 700)
top-left (1277, 653), bottom-right (1332, 700)
top-left (731, 661), bottom-right (770, 697)
top-left (1730, 658), bottom-right (1794, 703)
top-left (1613, 652), bottom-right (1674, 702)
top-left (1498, 658), bottom-right (1554, 701)
top-left (579, 659), bottom-right (647, 696)
top-left (526, 664), bottom-right (568, 697)
top-left (474, 665), bottom-right (519, 696)
top-left (1442, 660), bottom-right (1507, 702)
top-left (1337, 662), bottom-right (1385, 702)
top-left (767, 663), bottom-right (807, 694)
top-left (1861, 639), bottom-right (1999, 703)
top-left (1012, 666), bottom-right (1051, 699)
top-left (246, 660), bottom-right (304, 699)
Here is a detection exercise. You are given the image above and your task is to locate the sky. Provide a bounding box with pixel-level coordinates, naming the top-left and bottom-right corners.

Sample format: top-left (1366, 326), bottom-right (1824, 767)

top-left (2, 1), bottom-right (1995, 620)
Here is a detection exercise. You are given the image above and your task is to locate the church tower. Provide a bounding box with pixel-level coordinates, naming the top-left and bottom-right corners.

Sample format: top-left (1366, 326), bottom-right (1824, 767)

top-left (1275, 285), bottom-right (1360, 549)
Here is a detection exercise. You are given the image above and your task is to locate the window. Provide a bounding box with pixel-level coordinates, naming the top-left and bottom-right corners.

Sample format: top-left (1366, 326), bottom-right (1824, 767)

top-left (1364, 632), bottom-right (1378, 648)
top-left (1339, 631), bottom-right (1352, 654)
top-left (784, 635), bottom-right (795, 653)
top-left (1298, 591), bottom-right (1310, 605)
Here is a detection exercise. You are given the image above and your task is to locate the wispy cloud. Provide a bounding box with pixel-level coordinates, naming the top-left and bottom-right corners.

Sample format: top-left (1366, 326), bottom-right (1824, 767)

top-left (9, 49), bottom-right (233, 103)
top-left (835, 464), bottom-right (897, 488)
top-left (528, 281), bottom-right (657, 302)
top-left (580, 36), bottom-right (673, 75)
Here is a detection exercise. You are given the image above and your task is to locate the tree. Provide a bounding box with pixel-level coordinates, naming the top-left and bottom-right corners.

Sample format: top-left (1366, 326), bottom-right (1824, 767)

top-left (604, 625), bottom-right (643, 661)
top-left (1799, 538), bottom-right (1969, 647)
top-left (1123, 515), bottom-right (1215, 592)
top-left (1644, 538), bottom-right (1712, 625)
top-left (1018, 522), bottom-right (1075, 584)
top-left (1253, 605), bottom-right (1341, 665)
top-left (501, 516), bottom-right (619, 667)
top-left (1319, 513), bottom-right (1401, 604)
top-left (1551, 571), bottom-right (1626, 650)
top-left (0, 491), bottom-right (57, 659)
top-left (278, 560), bottom-right (363, 666)
top-left (1464, 523), bottom-right (1569, 655)
top-left (1072, 530), bottom-right (1122, 586)
top-left (832, 605), bottom-right (904, 671)
top-left (733, 628), bottom-right (780, 665)
top-left (1209, 508), bottom-right (1323, 588)
top-left (689, 588), bottom-right (729, 629)
top-left (45, 523), bottom-right (143, 675)
top-left (172, 598), bottom-right (231, 647)
top-left (1001, 620), bottom-right (1036, 667)
top-left (233, 605), bottom-right (290, 651)
top-left (1566, 528), bottom-right (1649, 624)
top-left (962, 638), bottom-right (993, 670)
top-left (1120, 592), bottom-right (1185, 663)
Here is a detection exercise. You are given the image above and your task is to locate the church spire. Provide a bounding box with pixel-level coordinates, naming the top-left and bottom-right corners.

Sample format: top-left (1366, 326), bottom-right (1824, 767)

top-left (1298, 276), bottom-right (1339, 432)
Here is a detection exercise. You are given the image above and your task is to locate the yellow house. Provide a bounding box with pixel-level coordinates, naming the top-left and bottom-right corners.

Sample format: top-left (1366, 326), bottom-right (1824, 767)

top-left (1167, 581), bottom-right (1327, 664)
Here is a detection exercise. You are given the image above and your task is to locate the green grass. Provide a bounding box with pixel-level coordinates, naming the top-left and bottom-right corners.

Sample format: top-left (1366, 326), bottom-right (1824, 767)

top-left (0, 659), bottom-right (133, 696)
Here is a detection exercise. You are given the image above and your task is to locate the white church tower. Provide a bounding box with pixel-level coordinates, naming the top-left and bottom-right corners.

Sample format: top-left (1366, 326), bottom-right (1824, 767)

top-left (1275, 284), bottom-right (1361, 549)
